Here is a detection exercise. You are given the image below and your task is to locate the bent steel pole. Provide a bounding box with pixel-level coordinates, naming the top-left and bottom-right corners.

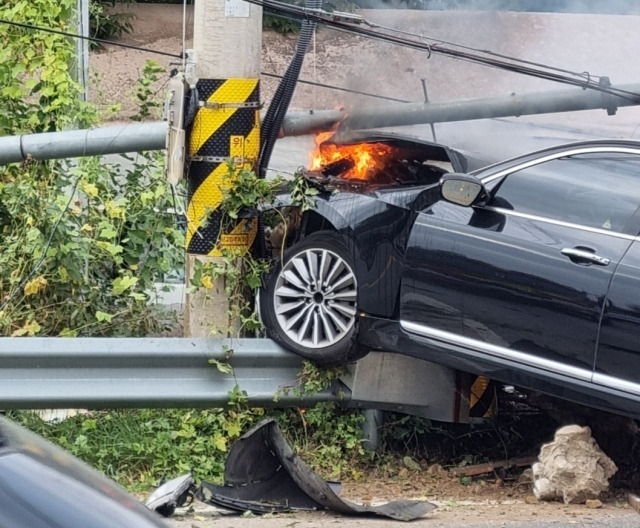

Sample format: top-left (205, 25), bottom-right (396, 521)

top-left (1, 82), bottom-right (640, 164)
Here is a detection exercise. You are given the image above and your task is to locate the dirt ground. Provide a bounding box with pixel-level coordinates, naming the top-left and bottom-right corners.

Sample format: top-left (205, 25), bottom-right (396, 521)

top-left (160, 475), bottom-right (638, 527)
top-left (93, 5), bottom-right (640, 523)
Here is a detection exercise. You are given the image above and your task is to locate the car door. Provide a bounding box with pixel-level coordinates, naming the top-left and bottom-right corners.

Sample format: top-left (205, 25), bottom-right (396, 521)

top-left (400, 147), bottom-right (640, 380)
top-left (595, 237), bottom-right (640, 398)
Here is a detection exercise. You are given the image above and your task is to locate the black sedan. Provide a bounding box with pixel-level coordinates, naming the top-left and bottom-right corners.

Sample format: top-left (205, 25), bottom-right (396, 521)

top-left (260, 136), bottom-right (640, 419)
top-left (0, 415), bottom-right (167, 528)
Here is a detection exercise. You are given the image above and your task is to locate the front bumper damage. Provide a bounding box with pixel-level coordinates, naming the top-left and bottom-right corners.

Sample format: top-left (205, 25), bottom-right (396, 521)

top-left (147, 419), bottom-right (435, 521)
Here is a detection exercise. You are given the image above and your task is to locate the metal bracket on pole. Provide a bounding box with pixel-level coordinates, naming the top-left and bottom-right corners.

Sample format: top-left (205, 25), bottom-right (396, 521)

top-left (165, 71), bottom-right (188, 186)
top-left (599, 76), bottom-right (618, 116)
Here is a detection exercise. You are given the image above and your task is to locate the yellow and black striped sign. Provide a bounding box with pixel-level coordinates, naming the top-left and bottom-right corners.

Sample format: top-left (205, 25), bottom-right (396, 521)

top-left (186, 78), bottom-right (260, 255)
top-left (469, 376), bottom-right (497, 418)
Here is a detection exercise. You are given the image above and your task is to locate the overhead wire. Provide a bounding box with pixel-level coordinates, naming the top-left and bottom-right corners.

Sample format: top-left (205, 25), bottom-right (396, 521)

top-left (0, 18), bottom-right (182, 59)
top-left (261, 72), bottom-right (412, 103)
top-left (242, 0), bottom-right (640, 103)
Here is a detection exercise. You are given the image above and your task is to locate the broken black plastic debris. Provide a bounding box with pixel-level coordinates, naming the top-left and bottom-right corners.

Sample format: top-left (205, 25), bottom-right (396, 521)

top-left (146, 418), bottom-right (436, 521)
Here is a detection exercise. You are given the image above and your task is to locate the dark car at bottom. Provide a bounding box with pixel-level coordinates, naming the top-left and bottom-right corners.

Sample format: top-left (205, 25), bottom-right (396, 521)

top-left (0, 415), bottom-right (167, 528)
top-left (260, 135), bottom-right (640, 420)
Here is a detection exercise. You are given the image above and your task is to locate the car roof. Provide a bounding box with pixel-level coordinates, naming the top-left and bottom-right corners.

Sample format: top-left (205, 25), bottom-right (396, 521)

top-left (471, 138), bottom-right (640, 176)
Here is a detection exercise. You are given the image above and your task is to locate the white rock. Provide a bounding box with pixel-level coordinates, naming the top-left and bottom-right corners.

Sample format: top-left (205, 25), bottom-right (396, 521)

top-left (532, 425), bottom-right (617, 504)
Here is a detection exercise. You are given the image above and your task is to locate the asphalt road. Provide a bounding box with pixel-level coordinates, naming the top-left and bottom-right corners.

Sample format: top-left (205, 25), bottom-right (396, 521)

top-left (164, 500), bottom-right (638, 528)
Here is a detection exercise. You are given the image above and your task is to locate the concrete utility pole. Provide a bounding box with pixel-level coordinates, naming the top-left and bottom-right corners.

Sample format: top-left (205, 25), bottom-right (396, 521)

top-left (184, 0), bottom-right (262, 337)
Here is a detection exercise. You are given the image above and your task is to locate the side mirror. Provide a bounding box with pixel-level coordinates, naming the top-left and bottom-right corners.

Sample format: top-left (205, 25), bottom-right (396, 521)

top-left (440, 173), bottom-right (488, 207)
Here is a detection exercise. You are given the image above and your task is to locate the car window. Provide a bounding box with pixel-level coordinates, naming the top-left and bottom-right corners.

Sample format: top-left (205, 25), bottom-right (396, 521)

top-left (487, 152), bottom-right (640, 233)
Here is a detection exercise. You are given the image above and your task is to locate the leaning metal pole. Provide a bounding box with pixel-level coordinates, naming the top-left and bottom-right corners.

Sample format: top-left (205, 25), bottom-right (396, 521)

top-left (280, 82), bottom-right (640, 136)
top-left (1, 82), bottom-right (639, 164)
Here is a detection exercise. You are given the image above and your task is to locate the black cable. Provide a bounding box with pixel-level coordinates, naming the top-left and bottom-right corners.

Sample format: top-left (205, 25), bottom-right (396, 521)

top-left (262, 72), bottom-right (412, 103)
top-left (256, 0), bottom-right (321, 261)
top-left (244, 0), bottom-right (640, 103)
top-left (259, 0), bottom-right (322, 177)
top-left (363, 19), bottom-right (601, 83)
top-left (0, 18), bottom-right (181, 59)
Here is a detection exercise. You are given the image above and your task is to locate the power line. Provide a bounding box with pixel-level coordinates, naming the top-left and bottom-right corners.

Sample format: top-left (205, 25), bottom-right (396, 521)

top-left (6, 8), bottom-right (639, 104)
top-left (0, 18), bottom-right (182, 59)
top-left (246, 0), bottom-right (640, 103)
top-left (262, 72), bottom-right (412, 103)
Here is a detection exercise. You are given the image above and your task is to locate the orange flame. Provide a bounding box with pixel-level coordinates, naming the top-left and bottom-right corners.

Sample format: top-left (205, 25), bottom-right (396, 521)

top-left (309, 134), bottom-right (395, 181)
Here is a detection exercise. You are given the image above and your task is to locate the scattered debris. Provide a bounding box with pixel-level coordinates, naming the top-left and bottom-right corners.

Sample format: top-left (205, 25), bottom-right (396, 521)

top-left (531, 425), bottom-right (617, 504)
top-left (146, 473), bottom-right (196, 517)
top-left (450, 456), bottom-right (537, 477)
top-left (585, 499), bottom-right (603, 509)
top-left (146, 419), bottom-right (436, 521)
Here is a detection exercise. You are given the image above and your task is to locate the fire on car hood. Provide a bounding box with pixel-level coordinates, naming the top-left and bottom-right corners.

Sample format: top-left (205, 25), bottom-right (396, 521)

top-left (302, 130), bottom-right (483, 193)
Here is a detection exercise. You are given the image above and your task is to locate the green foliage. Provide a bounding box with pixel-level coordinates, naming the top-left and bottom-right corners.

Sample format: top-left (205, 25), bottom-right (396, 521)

top-left (0, 152), bottom-right (185, 337)
top-left (8, 401), bottom-right (369, 486)
top-left (219, 161), bottom-right (285, 221)
top-left (275, 359), bottom-right (346, 399)
top-left (0, 3), bottom-right (184, 336)
top-left (288, 169), bottom-right (319, 212)
top-left (281, 403), bottom-right (367, 479)
top-left (0, 0), bottom-right (96, 134)
top-left (8, 407), bottom-right (266, 489)
top-left (89, 0), bottom-right (134, 49)
top-left (263, 13), bottom-right (301, 35)
top-left (130, 60), bottom-right (166, 121)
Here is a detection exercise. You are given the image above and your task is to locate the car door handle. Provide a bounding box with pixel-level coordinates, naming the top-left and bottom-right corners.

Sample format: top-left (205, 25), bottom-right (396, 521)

top-left (561, 247), bottom-right (611, 266)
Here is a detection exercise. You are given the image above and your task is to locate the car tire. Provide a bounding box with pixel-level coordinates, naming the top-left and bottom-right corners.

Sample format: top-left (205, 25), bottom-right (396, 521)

top-left (260, 231), bottom-right (367, 366)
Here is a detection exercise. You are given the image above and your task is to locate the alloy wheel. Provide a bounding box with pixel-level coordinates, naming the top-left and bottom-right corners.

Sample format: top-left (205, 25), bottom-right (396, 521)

top-left (273, 247), bottom-right (357, 348)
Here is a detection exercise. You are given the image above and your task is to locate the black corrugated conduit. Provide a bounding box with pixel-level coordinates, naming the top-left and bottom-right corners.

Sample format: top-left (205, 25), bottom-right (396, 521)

top-left (258, 0), bottom-right (321, 177)
top-left (256, 0), bottom-right (321, 259)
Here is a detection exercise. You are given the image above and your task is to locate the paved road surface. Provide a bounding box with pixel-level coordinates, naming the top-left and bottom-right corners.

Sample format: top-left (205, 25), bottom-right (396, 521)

top-left (164, 500), bottom-right (638, 528)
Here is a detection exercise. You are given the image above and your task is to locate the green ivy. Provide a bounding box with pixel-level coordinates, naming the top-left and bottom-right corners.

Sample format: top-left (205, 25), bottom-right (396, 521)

top-left (0, 0), bottom-right (96, 134)
top-left (0, 0), bottom-right (184, 336)
top-left (90, 0), bottom-right (134, 50)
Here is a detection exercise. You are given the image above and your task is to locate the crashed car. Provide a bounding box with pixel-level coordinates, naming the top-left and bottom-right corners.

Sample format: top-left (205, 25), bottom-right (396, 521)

top-left (0, 415), bottom-right (167, 528)
top-left (260, 135), bottom-right (640, 419)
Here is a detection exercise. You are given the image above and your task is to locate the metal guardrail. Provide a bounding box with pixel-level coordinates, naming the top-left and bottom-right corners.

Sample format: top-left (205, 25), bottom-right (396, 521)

top-left (0, 338), bottom-right (349, 409)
